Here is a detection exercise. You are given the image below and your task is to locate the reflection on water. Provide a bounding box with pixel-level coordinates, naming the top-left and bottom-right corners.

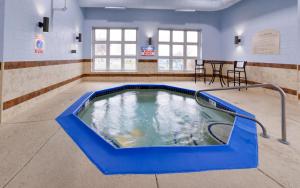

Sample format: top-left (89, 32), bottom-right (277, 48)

top-left (78, 90), bottom-right (234, 148)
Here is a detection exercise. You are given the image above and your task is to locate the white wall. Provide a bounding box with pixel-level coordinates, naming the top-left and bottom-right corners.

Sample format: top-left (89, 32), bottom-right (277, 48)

top-left (220, 0), bottom-right (298, 64)
top-left (82, 8), bottom-right (222, 61)
top-left (2, 0), bottom-right (84, 62)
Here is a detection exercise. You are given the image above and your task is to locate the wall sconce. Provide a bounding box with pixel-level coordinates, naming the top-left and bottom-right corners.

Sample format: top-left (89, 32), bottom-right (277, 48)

top-left (76, 33), bottom-right (82, 42)
top-left (234, 35), bottom-right (241, 45)
top-left (148, 37), bottom-right (152, 46)
top-left (38, 17), bottom-right (50, 32)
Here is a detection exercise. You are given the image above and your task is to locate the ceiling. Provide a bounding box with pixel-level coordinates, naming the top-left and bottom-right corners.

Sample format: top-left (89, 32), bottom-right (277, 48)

top-left (78, 0), bottom-right (242, 11)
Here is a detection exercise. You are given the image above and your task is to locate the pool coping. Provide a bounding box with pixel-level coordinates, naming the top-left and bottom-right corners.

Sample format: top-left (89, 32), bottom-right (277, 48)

top-left (56, 84), bottom-right (258, 175)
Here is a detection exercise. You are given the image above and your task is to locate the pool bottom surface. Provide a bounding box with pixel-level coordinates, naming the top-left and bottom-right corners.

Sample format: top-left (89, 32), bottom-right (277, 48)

top-left (56, 84), bottom-right (258, 175)
top-left (78, 89), bottom-right (235, 148)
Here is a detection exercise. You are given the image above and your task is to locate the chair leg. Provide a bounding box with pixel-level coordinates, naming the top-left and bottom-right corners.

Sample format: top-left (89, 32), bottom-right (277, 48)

top-left (238, 72), bottom-right (241, 91)
top-left (227, 71), bottom-right (229, 87)
top-left (194, 68), bottom-right (197, 83)
top-left (233, 71), bottom-right (236, 87)
top-left (203, 69), bottom-right (206, 84)
top-left (244, 70), bottom-right (248, 90)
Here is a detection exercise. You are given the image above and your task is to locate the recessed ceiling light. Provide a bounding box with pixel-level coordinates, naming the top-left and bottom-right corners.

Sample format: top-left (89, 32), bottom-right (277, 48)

top-left (104, 6), bottom-right (126, 10)
top-left (175, 9), bottom-right (196, 12)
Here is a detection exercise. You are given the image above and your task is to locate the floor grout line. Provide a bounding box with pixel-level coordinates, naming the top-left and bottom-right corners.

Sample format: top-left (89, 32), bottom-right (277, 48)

top-left (155, 174), bottom-right (160, 188)
top-left (257, 168), bottom-right (286, 188)
top-left (1, 128), bottom-right (61, 188)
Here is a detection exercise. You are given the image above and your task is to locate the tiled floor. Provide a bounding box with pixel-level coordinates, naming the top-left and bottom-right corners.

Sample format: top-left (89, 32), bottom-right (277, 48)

top-left (1, 81), bottom-right (300, 188)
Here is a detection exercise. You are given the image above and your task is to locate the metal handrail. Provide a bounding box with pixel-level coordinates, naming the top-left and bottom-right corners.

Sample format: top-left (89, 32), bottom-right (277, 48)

top-left (207, 122), bottom-right (233, 144)
top-left (195, 84), bottom-right (289, 145)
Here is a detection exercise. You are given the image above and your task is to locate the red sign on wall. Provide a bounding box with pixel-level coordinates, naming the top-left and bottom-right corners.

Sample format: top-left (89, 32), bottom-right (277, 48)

top-left (141, 46), bottom-right (155, 56)
top-left (35, 34), bottom-right (45, 54)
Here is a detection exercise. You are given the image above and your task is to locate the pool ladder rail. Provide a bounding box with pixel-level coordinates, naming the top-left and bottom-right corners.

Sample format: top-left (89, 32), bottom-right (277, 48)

top-left (195, 83), bottom-right (289, 145)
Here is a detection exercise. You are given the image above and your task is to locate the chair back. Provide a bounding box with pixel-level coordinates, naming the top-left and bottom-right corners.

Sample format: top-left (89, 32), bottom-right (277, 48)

top-left (234, 61), bottom-right (247, 69)
top-left (195, 59), bottom-right (204, 66)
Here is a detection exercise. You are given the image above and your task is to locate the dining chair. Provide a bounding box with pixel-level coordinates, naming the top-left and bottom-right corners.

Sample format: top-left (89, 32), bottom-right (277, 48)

top-left (195, 59), bottom-right (206, 84)
top-left (227, 61), bottom-right (248, 90)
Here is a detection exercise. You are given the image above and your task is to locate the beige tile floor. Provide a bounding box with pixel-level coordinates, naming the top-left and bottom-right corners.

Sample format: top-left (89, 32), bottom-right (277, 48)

top-left (1, 81), bottom-right (300, 188)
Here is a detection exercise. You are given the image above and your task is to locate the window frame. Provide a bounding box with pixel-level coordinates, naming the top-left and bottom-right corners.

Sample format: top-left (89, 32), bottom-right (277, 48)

top-left (92, 27), bottom-right (138, 72)
top-left (158, 29), bottom-right (202, 72)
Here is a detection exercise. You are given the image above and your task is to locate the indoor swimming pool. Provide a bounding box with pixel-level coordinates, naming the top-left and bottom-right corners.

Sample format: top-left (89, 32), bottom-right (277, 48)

top-left (56, 85), bottom-right (258, 174)
top-left (77, 89), bottom-right (235, 148)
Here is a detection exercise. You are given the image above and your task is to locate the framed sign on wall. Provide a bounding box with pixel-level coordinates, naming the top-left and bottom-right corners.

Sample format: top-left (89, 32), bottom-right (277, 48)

top-left (252, 29), bottom-right (280, 55)
top-left (141, 46), bottom-right (155, 56)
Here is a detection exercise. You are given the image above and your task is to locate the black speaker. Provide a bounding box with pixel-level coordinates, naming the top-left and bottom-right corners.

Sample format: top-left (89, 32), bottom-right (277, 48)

top-left (76, 33), bottom-right (82, 42)
top-left (38, 17), bottom-right (49, 32)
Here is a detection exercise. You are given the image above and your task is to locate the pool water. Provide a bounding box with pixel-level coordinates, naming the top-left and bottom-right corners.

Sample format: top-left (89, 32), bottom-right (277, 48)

top-left (78, 89), bottom-right (235, 148)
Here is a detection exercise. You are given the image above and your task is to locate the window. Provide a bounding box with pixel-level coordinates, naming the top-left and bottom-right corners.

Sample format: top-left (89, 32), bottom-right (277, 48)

top-left (93, 28), bottom-right (137, 71)
top-left (158, 29), bottom-right (201, 71)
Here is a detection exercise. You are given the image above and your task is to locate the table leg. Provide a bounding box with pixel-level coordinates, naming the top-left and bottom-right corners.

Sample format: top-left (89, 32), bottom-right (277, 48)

top-left (209, 64), bottom-right (216, 85)
top-left (220, 64), bottom-right (226, 85)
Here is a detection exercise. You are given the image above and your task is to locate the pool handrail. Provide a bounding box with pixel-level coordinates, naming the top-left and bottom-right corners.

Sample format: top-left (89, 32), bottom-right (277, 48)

top-left (207, 122), bottom-right (233, 144)
top-left (195, 83), bottom-right (289, 145)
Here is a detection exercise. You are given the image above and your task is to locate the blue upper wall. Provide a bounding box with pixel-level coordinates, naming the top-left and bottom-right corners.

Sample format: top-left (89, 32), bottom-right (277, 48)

top-left (83, 8), bottom-right (222, 60)
top-left (0, 0), bottom-right (298, 64)
top-left (0, 0), bottom-right (4, 62)
top-left (220, 0), bottom-right (298, 64)
top-left (298, 0), bottom-right (300, 63)
top-left (83, 0), bottom-right (299, 64)
top-left (2, 0), bottom-right (84, 62)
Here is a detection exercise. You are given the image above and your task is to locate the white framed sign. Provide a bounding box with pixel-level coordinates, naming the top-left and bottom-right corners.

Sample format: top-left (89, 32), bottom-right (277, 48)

top-left (252, 29), bottom-right (280, 55)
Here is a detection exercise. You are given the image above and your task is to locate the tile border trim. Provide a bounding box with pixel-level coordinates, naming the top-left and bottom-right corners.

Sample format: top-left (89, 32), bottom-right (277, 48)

top-left (3, 59), bottom-right (85, 70)
top-left (247, 80), bottom-right (297, 96)
top-left (3, 75), bottom-right (83, 110)
top-left (82, 59), bottom-right (158, 63)
top-left (138, 59), bottom-right (158, 63)
top-left (3, 59), bottom-right (297, 70)
top-left (204, 60), bottom-right (297, 70)
top-left (226, 76), bottom-right (297, 96)
top-left (83, 73), bottom-right (197, 77)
